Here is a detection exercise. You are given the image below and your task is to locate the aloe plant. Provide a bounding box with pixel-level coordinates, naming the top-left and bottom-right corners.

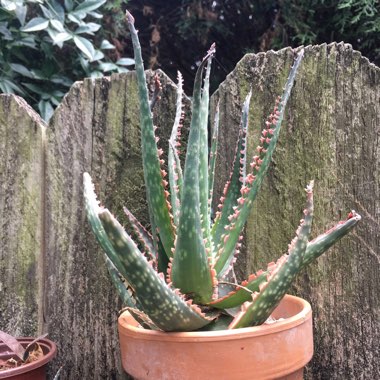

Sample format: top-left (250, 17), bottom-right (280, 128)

top-left (83, 11), bottom-right (361, 332)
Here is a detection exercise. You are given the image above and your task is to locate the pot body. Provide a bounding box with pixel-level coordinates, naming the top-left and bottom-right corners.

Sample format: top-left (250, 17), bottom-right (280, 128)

top-left (118, 294), bottom-right (313, 380)
top-left (0, 338), bottom-right (56, 380)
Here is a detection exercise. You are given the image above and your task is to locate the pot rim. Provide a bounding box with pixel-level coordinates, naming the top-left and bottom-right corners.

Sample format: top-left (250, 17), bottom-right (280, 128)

top-left (118, 294), bottom-right (312, 342)
top-left (0, 337), bottom-right (57, 379)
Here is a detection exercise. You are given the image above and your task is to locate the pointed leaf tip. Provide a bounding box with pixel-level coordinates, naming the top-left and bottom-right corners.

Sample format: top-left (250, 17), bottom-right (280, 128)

top-left (125, 10), bottom-right (135, 24)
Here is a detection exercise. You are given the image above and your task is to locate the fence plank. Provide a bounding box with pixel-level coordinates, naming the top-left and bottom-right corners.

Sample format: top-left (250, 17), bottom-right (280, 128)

top-left (0, 95), bottom-right (45, 336)
top-left (1, 43), bottom-right (378, 379)
top-left (211, 43), bottom-right (379, 379)
top-left (43, 71), bottom-right (188, 379)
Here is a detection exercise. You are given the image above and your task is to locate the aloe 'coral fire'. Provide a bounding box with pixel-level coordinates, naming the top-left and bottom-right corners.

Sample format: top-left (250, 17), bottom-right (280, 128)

top-left (83, 12), bottom-right (361, 332)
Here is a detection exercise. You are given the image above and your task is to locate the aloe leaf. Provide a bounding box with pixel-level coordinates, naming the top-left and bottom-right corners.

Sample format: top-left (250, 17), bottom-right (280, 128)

top-left (211, 91), bottom-right (251, 248)
top-left (170, 48), bottom-right (216, 304)
top-left (211, 209), bottom-right (361, 310)
top-left (208, 102), bottom-right (219, 210)
top-left (84, 173), bottom-right (152, 306)
top-left (198, 314), bottom-right (233, 331)
top-left (149, 73), bottom-right (162, 111)
top-left (84, 173), bottom-right (136, 282)
top-left (156, 235), bottom-right (170, 274)
top-left (214, 50), bottom-right (304, 277)
top-left (210, 271), bottom-right (267, 309)
top-left (99, 208), bottom-right (214, 331)
top-left (303, 210), bottom-right (361, 266)
top-left (124, 307), bottom-right (159, 330)
top-left (105, 256), bottom-right (137, 308)
top-left (84, 172), bottom-right (212, 331)
top-left (123, 206), bottom-right (156, 264)
top-left (199, 47), bottom-right (214, 251)
top-left (168, 141), bottom-right (183, 226)
top-left (168, 71), bottom-right (184, 226)
top-left (229, 181), bottom-right (314, 329)
top-left (126, 11), bottom-right (174, 258)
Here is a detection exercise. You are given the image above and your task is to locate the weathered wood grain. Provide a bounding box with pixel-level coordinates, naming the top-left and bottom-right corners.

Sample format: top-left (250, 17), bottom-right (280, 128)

top-left (0, 43), bottom-right (378, 380)
top-left (0, 95), bottom-right (46, 336)
top-left (211, 43), bottom-right (379, 379)
top-left (43, 70), bottom-right (189, 379)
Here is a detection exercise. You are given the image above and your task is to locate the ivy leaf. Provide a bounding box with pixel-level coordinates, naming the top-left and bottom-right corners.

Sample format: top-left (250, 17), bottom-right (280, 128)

top-left (50, 19), bottom-right (65, 33)
top-left (1, 0), bottom-right (16, 12)
top-left (50, 75), bottom-right (73, 87)
top-left (9, 63), bottom-right (34, 78)
top-left (73, 36), bottom-right (95, 61)
top-left (98, 62), bottom-right (118, 72)
top-left (116, 58), bottom-right (135, 66)
top-left (100, 39), bottom-right (115, 49)
top-left (50, 0), bottom-right (65, 22)
top-left (74, 0), bottom-right (107, 14)
top-left (92, 50), bottom-right (104, 61)
top-left (21, 17), bottom-right (49, 32)
top-left (89, 70), bottom-right (103, 78)
top-left (15, 5), bottom-right (27, 26)
top-left (39, 4), bottom-right (54, 20)
top-left (0, 22), bottom-right (13, 40)
top-left (50, 31), bottom-right (72, 45)
top-left (88, 11), bottom-right (103, 19)
top-left (75, 23), bottom-right (101, 34)
top-left (64, 0), bottom-right (74, 12)
top-left (38, 100), bottom-right (55, 121)
top-left (23, 82), bottom-right (45, 95)
top-left (67, 13), bottom-right (82, 24)
top-left (0, 78), bottom-right (25, 95)
top-left (14, 36), bottom-right (37, 49)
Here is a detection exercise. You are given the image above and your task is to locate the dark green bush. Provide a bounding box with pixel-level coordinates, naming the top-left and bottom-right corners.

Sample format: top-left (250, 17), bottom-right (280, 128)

top-left (2, 0), bottom-right (378, 118)
top-left (0, 0), bottom-right (132, 120)
top-left (127, 0), bottom-right (379, 93)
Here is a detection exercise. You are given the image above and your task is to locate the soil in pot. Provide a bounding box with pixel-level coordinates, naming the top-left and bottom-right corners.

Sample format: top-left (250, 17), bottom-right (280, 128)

top-left (0, 338), bottom-right (56, 380)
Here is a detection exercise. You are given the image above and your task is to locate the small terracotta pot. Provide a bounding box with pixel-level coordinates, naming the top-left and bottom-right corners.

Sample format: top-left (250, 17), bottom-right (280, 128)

top-left (118, 294), bottom-right (313, 380)
top-left (0, 338), bottom-right (56, 380)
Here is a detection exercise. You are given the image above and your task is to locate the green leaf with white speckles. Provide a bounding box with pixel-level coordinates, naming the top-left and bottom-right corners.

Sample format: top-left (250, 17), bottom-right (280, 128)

top-left (211, 209), bottom-right (361, 310)
top-left (170, 49), bottom-right (216, 304)
top-left (303, 210), bottom-right (361, 267)
top-left (168, 72), bottom-right (184, 227)
top-left (210, 271), bottom-right (267, 309)
top-left (214, 50), bottom-right (304, 278)
top-left (229, 181), bottom-right (314, 329)
top-left (83, 172), bottom-right (138, 289)
top-left (208, 102), bottom-right (219, 213)
top-left (105, 256), bottom-right (137, 308)
top-left (123, 206), bottom-right (156, 264)
top-left (99, 208), bottom-right (214, 331)
top-left (199, 49), bottom-right (214, 254)
top-left (84, 172), bottom-right (213, 331)
top-left (211, 91), bottom-right (251, 252)
top-left (127, 11), bottom-right (175, 259)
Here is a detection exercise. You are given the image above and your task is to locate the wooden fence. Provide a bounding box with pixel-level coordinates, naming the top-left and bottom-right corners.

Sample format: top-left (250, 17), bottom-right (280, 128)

top-left (0, 43), bottom-right (378, 379)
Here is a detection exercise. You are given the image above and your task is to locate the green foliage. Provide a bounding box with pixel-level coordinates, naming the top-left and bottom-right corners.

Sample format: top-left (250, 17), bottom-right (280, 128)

top-left (83, 12), bottom-right (361, 332)
top-left (127, 0), bottom-right (379, 93)
top-left (0, 0), bottom-right (133, 121)
top-left (278, 0), bottom-right (380, 57)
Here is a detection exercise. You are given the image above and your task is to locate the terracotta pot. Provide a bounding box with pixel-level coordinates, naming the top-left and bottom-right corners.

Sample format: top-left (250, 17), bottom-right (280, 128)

top-left (0, 338), bottom-right (56, 380)
top-left (118, 294), bottom-right (313, 380)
